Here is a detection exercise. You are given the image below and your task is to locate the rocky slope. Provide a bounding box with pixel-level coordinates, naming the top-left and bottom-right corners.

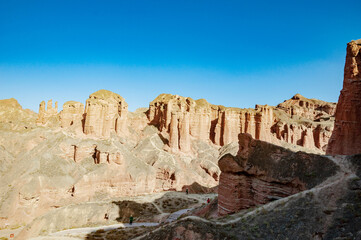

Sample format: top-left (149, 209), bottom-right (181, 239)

top-left (0, 88), bottom-right (336, 238)
top-left (327, 39), bottom-right (361, 155)
top-left (133, 153), bottom-right (361, 240)
top-left (217, 133), bottom-right (339, 216)
top-left (0, 91), bottom-right (221, 235)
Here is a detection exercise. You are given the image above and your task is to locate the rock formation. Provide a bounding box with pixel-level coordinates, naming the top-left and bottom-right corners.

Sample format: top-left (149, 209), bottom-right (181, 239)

top-left (83, 89), bottom-right (128, 138)
top-left (148, 93), bottom-right (336, 153)
top-left (141, 152), bottom-right (361, 239)
top-left (60, 101), bottom-right (84, 132)
top-left (217, 133), bottom-right (339, 216)
top-left (0, 98), bottom-right (37, 131)
top-left (36, 99), bottom-right (58, 125)
top-left (327, 39), bottom-right (361, 155)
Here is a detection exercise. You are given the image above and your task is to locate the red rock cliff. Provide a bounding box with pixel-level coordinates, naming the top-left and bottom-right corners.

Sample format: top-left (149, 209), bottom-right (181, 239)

top-left (217, 133), bottom-right (339, 216)
top-left (327, 39), bottom-right (361, 155)
top-left (148, 93), bottom-right (336, 153)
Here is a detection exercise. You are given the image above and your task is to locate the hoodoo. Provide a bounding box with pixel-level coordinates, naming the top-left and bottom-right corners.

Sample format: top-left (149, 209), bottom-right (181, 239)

top-left (327, 39), bottom-right (361, 155)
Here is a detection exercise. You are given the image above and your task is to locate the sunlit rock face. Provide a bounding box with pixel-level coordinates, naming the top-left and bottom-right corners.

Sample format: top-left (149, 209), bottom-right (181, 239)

top-left (83, 89), bottom-right (128, 138)
top-left (60, 101), bottom-right (84, 133)
top-left (217, 133), bottom-right (339, 216)
top-left (327, 39), bottom-right (361, 155)
top-left (148, 93), bottom-right (335, 153)
top-left (36, 99), bottom-right (59, 125)
top-left (2, 87), bottom-right (337, 233)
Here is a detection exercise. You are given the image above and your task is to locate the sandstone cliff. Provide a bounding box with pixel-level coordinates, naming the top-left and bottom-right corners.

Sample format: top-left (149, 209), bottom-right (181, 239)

top-left (36, 99), bottom-right (58, 125)
top-left (327, 39), bottom-right (361, 155)
top-left (60, 101), bottom-right (84, 132)
top-left (148, 93), bottom-right (336, 153)
top-left (0, 97), bottom-right (220, 231)
top-left (84, 89), bottom-right (128, 138)
top-left (217, 133), bottom-right (339, 215)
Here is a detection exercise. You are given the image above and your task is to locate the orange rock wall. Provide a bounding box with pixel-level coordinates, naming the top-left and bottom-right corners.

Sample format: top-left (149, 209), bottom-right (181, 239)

top-left (327, 39), bottom-right (361, 155)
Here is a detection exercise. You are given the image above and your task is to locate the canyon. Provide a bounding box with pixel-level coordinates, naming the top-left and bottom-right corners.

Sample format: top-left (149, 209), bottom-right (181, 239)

top-left (1, 39), bottom-right (360, 240)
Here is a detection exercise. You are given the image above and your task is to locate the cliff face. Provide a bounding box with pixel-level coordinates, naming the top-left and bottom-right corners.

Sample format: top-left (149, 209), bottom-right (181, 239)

top-left (37, 90), bottom-right (129, 138)
top-left (327, 39), bottom-right (361, 155)
top-left (217, 133), bottom-right (339, 216)
top-left (35, 90), bottom-right (335, 153)
top-left (60, 101), bottom-right (84, 132)
top-left (84, 90), bottom-right (128, 138)
top-left (148, 93), bottom-right (336, 153)
top-left (36, 99), bottom-right (58, 125)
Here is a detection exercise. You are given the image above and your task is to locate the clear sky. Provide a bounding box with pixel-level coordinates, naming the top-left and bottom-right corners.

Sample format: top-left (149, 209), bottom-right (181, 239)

top-left (0, 0), bottom-right (360, 112)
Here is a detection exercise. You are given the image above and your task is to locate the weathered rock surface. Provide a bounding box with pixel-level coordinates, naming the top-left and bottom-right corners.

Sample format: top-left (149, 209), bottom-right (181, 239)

top-left (0, 97), bottom-right (220, 234)
top-left (327, 39), bottom-right (361, 155)
top-left (36, 99), bottom-right (58, 125)
top-left (60, 101), bottom-right (84, 132)
top-left (0, 98), bottom-right (37, 130)
top-left (148, 93), bottom-right (335, 153)
top-left (84, 89), bottom-right (128, 138)
top-left (217, 133), bottom-right (339, 216)
top-left (139, 155), bottom-right (361, 240)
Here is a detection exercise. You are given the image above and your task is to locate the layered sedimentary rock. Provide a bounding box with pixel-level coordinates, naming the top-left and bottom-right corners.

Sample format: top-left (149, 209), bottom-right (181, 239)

top-left (148, 93), bottom-right (335, 153)
top-left (83, 90), bottom-right (128, 138)
top-left (36, 99), bottom-right (58, 125)
top-left (277, 93), bottom-right (336, 120)
top-left (217, 133), bottom-right (339, 216)
top-left (60, 101), bottom-right (84, 132)
top-left (327, 39), bottom-right (361, 155)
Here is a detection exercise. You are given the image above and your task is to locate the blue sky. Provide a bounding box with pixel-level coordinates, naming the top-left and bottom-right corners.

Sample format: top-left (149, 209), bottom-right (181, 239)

top-left (0, 0), bottom-right (360, 112)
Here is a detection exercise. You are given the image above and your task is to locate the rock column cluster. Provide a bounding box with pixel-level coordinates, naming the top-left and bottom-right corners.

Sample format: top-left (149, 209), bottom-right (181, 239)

top-left (217, 134), bottom-right (339, 216)
top-left (36, 100), bottom-right (58, 125)
top-left (148, 93), bottom-right (335, 152)
top-left (83, 90), bottom-right (128, 138)
top-left (37, 90), bottom-right (129, 138)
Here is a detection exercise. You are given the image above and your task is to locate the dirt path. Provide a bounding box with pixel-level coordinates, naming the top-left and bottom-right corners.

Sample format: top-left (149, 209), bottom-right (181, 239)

top-left (134, 156), bottom-right (358, 239)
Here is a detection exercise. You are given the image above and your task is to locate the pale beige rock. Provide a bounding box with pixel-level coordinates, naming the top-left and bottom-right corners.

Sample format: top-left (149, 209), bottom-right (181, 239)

top-left (36, 99), bottom-right (59, 125)
top-left (60, 101), bottom-right (84, 133)
top-left (84, 90), bottom-right (128, 138)
top-left (179, 112), bottom-right (191, 152)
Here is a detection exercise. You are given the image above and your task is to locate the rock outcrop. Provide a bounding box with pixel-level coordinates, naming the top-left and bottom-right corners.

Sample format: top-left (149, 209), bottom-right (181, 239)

top-left (327, 39), bottom-right (361, 155)
top-left (36, 99), bottom-right (58, 125)
top-left (60, 101), bottom-right (84, 132)
top-left (141, 153), bottom-right (361, 239)
top-left (217, 133), bottom-right (339, 216)
top-left (83, 90), bottom-right (128, 138)
top-left (33, 90), bottom-right (335, 153)
top-left (148, 93), bottom-right (335, 153)
top-left (0, 98), bottom-right (37, 130)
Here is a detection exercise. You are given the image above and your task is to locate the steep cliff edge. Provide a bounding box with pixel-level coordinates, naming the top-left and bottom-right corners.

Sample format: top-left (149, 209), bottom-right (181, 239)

top-left (327, 39), bottom-right (361, 155)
